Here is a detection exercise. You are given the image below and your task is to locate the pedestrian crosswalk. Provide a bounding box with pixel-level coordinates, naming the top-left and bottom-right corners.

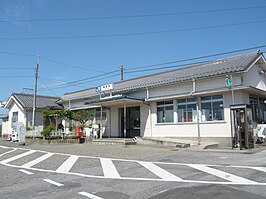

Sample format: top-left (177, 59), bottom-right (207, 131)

top-left (0, 146), bottom-right (266, 186)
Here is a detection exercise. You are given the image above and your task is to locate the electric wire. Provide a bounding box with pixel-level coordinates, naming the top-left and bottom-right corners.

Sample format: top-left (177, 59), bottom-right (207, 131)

top-left (0, 5), bottom-right (265, 23)
top-left (0, 19), bottom-right (266, 40)
top-left (126, 45), bottom-right (266, 70)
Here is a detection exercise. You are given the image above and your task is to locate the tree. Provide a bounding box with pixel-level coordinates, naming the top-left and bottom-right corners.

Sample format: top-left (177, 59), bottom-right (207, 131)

top-left (72, 109), bottom-right (93, 126)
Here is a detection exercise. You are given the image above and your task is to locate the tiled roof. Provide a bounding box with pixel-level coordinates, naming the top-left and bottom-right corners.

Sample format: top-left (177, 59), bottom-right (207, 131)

top-left (61, 51), bottom-right (262, 101)
top-left (13, 93), bottom-right (62, 109)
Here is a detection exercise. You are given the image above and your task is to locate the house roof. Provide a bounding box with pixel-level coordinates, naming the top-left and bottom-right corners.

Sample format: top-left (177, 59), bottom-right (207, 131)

top-left (61, 51), bottom-right (263, 101)
top-left (5, 93), bottom-right (62, 110)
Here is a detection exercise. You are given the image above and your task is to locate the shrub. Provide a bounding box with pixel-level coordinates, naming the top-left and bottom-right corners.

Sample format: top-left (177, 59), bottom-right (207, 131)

top-left (40, 123), bottom-right (54, 139)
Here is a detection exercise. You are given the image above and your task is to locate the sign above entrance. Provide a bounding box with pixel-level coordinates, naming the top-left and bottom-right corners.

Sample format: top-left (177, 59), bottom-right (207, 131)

top-left (95, 84), bottom-right (113, 93)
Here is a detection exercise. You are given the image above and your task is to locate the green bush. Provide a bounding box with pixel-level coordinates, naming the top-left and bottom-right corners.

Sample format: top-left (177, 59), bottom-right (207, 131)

top-left (40, 123), bottom-right (54, 138)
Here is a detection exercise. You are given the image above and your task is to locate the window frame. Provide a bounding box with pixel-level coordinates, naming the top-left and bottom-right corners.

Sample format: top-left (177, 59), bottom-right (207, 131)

top-left (201, 94), bottom-right (224, 122)
top-left (156, 100), bottom-right (174, 123)
top-left (177, 98), bottom-right (197, 123)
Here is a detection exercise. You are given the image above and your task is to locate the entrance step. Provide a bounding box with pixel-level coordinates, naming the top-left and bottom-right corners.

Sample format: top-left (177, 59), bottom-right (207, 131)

top-left (88, 138), bottom-right (137, 146)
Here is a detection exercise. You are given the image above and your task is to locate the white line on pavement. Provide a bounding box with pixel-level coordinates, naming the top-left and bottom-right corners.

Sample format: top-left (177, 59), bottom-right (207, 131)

top-left (138, 161), bottom-right (183, 181)
top-left (43, 179), bottom-right (64, 187)
top-left (100, 158), bottom-right (120, 178)
top-left (19, 169), bottom-right (34, 175)
top-left (250, 167), bottom-right (266, 173)
top-left (56, 155), bottom-right (79, 173)
top-left (0, 145), bottom-right (9, 149)
top-left (2, 161), bottom-right (266, 185)
top-left (188, 164), bottom-right (257, 184)
top-left (79, 191), bottom-right (104, 199)
top-left (22, 153), bottom-right (54, 168)
top-left (0, 148), bottom-right (17, 158)
top-left (1, 150), bottom-right (36, 164)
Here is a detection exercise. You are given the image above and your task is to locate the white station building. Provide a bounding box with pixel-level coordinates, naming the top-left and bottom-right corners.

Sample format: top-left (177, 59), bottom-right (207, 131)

top-left (60, 51), bottom-right (266, 147)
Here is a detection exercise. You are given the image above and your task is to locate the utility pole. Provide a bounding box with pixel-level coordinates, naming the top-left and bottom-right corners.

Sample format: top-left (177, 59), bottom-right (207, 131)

top-left (32, 55), bottom-right (40, 132)
top-left (120, 65), bottom-right (124, 81)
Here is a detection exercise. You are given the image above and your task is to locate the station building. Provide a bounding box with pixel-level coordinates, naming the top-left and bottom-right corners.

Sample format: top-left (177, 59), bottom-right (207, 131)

top-left (60, 52), bottom-right (266, 147)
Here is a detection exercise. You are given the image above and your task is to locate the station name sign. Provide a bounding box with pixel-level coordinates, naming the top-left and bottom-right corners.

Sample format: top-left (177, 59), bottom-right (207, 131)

top-left (95, 83), bottom-right (113, 92)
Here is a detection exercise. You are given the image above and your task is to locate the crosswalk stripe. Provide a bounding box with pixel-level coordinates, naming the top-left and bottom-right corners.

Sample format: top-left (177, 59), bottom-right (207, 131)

top-left (251, 167), bottom-right (266, 173)
top-left (100, 158), bottom-right (120, 178)
top-left (188, 164), bottom-right (257, 184)
top-left (43, 179), bottom-right (64, 187)
top-left (22, 153), bottom-right (54, 168)
top-left (56, 155), bottom-right (79, 173)
top-left (19, 169), bottom-right (34, 175)
top-left (79, 191), bottom-right (104, 199)
top-left (138, 161), bottom-right (183, 181)
top-left (1, 150), bottom-right (36, 164)
top-left (0, 148), bottom-right (17, 158)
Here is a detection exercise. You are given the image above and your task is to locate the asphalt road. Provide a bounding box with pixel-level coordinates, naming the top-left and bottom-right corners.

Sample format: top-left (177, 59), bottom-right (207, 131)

top-left (0, 140), bottom-right (266, 199)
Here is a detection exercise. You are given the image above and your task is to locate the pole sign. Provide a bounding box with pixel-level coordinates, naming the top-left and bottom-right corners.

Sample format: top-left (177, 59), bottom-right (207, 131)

top-left (95, 84), bottom-right (113, 93)
top-left (225, 75), bottom-right (232, 88)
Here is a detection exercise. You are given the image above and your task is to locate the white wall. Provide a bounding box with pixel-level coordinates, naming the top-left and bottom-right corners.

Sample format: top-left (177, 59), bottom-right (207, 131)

top-left (7, 102), bottom-right (26, 135)
top-left (1, 119), bottom-right (8, 137)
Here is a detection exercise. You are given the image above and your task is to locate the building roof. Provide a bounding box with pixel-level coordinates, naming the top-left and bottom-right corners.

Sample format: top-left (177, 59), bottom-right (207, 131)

top-left (61, 51), bottom-right (263, 101)
top-left (5, 93), bottom-right (62, 110)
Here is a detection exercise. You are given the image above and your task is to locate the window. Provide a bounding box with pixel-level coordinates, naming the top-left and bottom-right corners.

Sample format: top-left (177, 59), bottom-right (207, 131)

top-left (157, 100), bottom-right (173, 123)
top-left (201, 94), bottom-right (224, 121)
top-left (177, 98), bottom-right (197, 122)
top-left (12, 112), bottom-right (18, 123)
top-left (95, 107), bottom-right (106, 122)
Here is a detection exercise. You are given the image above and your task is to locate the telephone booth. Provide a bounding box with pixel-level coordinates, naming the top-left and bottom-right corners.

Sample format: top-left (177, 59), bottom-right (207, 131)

top-left (230, 104), bottom-right (255, 150)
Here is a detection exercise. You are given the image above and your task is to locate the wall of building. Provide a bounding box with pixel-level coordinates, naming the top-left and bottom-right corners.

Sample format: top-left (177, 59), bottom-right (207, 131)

top-left (7, 102), bottom-right (26, 135)
top-left (243, 61), bottom-right (266, 91)
top-left (1, 119), bottom-right (8, 138)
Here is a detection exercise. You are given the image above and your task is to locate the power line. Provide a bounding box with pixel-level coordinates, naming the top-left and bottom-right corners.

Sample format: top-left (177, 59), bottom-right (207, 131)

top-left (0, 76), bottom-right (33, 78)
top-left (38, 78), bottom-right (58, 96)
top-left (126, 44), bottom-right (266, 71)
top-left (0, 51), bottom-right (35, 57)
top-left (125, 60), bottom-right (210, 74)
top-left (0, 5), bottom-right (265, 23)
top-left (41, 56), bottom-right (105, 72)
top-left (38, 73), bottom-right (120, 91)
top-left (38, 70), bottom-right (118, 90)
top-left (1, 19), bottom-right (266, 40)
top-left (0, 67), bottom-right (33, 70)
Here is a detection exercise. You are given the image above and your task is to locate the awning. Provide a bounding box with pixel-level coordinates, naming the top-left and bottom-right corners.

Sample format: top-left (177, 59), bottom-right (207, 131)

top-left (85, 95), bottom-right (145, 106)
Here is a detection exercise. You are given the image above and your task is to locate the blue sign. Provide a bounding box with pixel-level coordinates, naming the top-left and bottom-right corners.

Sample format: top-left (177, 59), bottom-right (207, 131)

top-left (95, 86), bottom-right (101, 92)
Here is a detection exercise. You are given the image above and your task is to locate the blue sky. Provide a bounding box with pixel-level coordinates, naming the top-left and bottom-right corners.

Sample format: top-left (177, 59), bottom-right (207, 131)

top-left (0, 0), bottom-right (266, 115)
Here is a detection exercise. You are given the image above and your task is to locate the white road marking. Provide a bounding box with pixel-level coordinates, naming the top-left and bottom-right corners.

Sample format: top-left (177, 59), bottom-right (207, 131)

top-left (250, 167), bottom-right (266, 173)
top-left (56, 155), bottom-right (79, 173)
top-left (100, 158), bottom-right (120, 178)
top-left (2, 157), bottom-right (266, 186)
top-left (22, 153), bottom-right (53, 168)
top-left (219, 157), bottom-right (228, 159)
top-left (43, 179), bottom-right (64, 187)
top-left (0, 145), bottom-right (9, 149)
top-left (138, 161), bottom-right (183, 181)
top-left (79, 191), bottom-right (104, 199)
top-left (1, 150), bottom-right (36, 164)
top-left (1, 146), bottom-right (265, 186)
top-left (19, 169), bottom-right (34, 175)
top-left (188, 164), bottom-right (257, 184)
top-left (0, 148), bottom-right (17, 158)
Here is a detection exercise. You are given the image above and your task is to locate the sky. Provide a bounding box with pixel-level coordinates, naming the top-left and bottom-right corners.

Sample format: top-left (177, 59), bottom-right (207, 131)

top-left (0, 0), bottom-right (266, 116)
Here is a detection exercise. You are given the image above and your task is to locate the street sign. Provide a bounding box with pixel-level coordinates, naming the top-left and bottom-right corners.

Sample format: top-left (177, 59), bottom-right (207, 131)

top-left (225, 75), bottom-right (232, 87)
top-left (95, 86), bottom-right (101, 92)
top-left (95, 84), bottom-right (113, 93)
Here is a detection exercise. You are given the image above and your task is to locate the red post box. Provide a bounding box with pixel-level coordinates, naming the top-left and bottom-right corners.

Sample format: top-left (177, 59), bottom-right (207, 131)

top-left (75, 126), bottom-right (84, 143)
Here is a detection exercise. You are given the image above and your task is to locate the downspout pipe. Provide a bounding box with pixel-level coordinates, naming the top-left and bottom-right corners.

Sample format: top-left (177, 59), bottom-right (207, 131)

top-left (191, 79), bottom-right (201, 145)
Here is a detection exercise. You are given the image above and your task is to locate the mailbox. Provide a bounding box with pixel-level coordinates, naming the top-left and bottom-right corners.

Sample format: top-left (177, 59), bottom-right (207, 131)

top-left (75, 126), bottom-right (84, 138)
